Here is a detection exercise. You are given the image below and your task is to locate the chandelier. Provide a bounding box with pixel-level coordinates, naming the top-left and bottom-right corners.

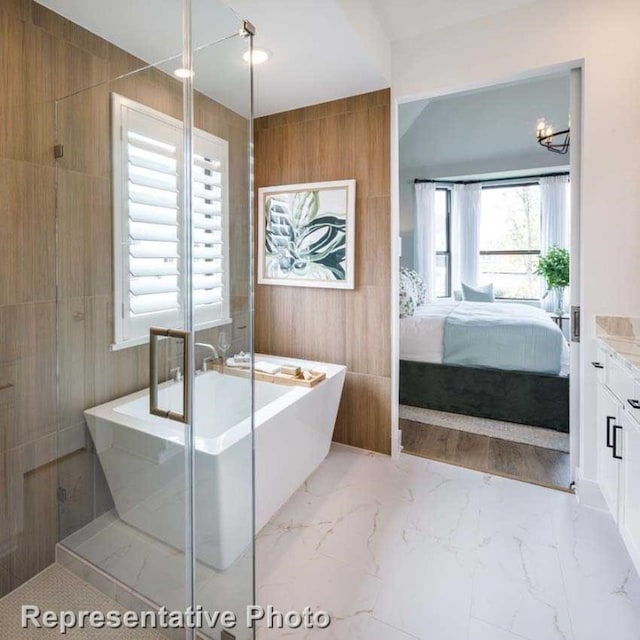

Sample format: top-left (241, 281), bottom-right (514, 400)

top-left (536, 118), bottom-right (570, 155)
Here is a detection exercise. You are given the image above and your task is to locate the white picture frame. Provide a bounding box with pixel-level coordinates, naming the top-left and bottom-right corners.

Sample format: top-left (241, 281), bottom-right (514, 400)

top-left (258, 179), bottom-right (356, 289)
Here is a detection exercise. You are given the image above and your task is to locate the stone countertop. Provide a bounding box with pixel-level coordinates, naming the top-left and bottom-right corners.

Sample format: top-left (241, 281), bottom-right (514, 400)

top-left (595, 315), bottom-right (640, 374)
top-left (598, 336), bottom-right (640, 373)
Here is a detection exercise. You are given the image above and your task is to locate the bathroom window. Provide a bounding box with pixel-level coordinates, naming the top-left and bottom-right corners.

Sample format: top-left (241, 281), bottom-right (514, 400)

top-left (111, 94), bottom-right (230, 349)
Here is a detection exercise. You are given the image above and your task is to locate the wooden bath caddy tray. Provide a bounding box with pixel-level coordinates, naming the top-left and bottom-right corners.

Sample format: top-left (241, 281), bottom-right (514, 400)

top-left (213, 364), bottom-right (326, 388)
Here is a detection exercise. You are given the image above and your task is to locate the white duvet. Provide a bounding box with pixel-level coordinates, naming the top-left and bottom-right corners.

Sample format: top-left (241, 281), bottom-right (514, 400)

top-left (400, 301), bottom-right (570, 377)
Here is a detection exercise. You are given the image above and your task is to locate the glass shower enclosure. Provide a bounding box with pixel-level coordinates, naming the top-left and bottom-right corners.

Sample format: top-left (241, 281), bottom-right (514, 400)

top-left (53, 1), bottom-right (255, 637)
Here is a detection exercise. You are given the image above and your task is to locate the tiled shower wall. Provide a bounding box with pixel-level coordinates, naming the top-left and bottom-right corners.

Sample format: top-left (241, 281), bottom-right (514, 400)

top-left (0, 0), bottom-right (249, 596)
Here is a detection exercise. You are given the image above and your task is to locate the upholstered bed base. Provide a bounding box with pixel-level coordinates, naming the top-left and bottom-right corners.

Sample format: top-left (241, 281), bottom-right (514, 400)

top-left (399, 360), bottom-right (570, 433)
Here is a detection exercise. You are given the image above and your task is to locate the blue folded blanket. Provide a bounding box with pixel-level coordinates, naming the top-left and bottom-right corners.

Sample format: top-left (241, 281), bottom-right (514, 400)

top-left (443, 302), bottom-right (564, 375)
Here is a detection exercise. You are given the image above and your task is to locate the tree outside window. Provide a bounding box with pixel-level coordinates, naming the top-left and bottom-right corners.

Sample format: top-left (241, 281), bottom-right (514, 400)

top-left (480, 184), bottom-right (541, 299)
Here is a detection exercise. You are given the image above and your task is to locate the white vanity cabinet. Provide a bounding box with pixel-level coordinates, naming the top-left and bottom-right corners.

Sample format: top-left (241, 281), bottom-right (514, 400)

top-left (593, 342), bottom-right (610, 385)
top-left (594, 339), bottom-right (640, 573)
top-left (596, 382), bottom-right (622, 518)
top-left (621, 410), bottom-right (640, 571)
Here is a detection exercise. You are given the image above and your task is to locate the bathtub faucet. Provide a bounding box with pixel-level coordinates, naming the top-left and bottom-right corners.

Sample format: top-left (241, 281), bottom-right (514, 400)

top-left (196, 343), bottom-right (219, 371)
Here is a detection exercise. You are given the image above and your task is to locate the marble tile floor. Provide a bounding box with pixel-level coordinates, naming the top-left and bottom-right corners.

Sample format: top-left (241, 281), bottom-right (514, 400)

top-left (255, 444), bottom-right (640, 640)
top-left (56, 444), bottom-right (640, 640)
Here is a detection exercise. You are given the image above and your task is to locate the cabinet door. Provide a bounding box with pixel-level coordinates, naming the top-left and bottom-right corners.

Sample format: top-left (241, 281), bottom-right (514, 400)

top-left (594, 343), bottom-right (610, 386)
top-left (620, 412), bottom-right (640, 573)
top-left (597, 384), bottom-right (622, 518)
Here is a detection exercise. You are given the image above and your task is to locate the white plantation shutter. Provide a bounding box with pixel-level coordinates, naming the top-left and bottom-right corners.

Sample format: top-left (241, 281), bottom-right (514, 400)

top-left (192, 132), bottom-right (228, 326)
top-left (124, 110), bottom-right (181, 331)
top-left (112, 94), bottom-right (230, 348)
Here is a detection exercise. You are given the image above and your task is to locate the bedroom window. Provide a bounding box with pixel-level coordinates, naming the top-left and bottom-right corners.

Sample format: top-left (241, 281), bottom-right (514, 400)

top-left (479, 184), bottom-right (541, 300)
top-left (435, 188), bottom-right (451, 298)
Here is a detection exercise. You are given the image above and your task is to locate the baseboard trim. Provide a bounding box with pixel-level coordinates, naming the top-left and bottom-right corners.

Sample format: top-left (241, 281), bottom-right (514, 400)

top-left (575, 468), bottom-right (608, 511)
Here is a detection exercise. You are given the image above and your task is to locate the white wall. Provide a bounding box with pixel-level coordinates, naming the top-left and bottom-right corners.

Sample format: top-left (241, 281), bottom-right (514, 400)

top-left (400, 75), bottom-right (570, 174)
top-left (399, 74), bottom-right (570, 270)
top-left (391, 0), bottom-right (640, 486)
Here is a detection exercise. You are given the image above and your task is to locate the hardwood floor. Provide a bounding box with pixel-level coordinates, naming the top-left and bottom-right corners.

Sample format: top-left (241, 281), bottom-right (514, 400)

top-left (400, 419), bottom-right (572, 491)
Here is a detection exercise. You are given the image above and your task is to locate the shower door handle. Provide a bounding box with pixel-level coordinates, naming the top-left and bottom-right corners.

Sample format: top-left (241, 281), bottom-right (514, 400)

top-left (149, 327), bottom-right (193, 424)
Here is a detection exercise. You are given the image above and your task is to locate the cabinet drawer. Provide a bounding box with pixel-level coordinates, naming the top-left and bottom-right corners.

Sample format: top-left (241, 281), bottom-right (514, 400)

top-left (609, 356), bottom-right (640, 411)
top-left (593, 343), bottom-right (610, 385)
top-left (621, 413), bottom-right (640, 573)
top-left (597, 383), bottom-right (622, 518)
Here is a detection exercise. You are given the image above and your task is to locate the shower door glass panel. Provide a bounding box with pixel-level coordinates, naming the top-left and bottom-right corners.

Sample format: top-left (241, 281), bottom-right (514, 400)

top-left (189, 19), bottom-right (255, 639)
top-left (54, 1), bottom-right (254, 637)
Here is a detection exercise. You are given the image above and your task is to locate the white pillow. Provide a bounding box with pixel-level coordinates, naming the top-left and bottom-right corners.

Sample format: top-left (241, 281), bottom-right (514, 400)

top-left (461, 282), bottom-right (495, 302)
top-left (399, 271), bottom-right (417, 318)
top-left (401, 268), bottom-right (426, 306)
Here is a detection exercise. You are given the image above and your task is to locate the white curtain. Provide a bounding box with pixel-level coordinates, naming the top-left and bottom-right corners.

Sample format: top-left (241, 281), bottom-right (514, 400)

top-left (453, 184), bottom-right (482, 290)
top-left (414, 182), bottom-right (437, 303)
top-left (540, 175), bottom-right (570, 311)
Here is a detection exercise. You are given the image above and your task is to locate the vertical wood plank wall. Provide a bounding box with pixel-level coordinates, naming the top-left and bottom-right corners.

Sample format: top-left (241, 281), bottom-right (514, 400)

top-left (0, 0), bottom-right (249, 596)
top-left (254, 90), bottom-right (392, 454)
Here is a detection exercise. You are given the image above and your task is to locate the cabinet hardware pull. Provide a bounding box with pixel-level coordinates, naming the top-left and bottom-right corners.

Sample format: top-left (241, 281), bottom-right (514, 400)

top-left (627, 399), bottom-right (640, 410)
top-left (606, 415), bottom-right (615, 448)
top-left (612, 424), bottom-right (623, 460)
top-left (592, 362), bottom-right (604, 369)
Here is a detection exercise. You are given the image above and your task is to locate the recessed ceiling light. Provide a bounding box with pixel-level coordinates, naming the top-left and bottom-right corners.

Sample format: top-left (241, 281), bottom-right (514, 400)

top-left (243, 48), bottom-right (270, 65)
top-left (174, 68), bottom-right (194, 79)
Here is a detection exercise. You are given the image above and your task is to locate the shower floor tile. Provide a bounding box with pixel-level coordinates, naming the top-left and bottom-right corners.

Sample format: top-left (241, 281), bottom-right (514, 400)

top-left (0, 564), bottom-right (168, 638)
top-left (58, 515), bottom-right (253, 640)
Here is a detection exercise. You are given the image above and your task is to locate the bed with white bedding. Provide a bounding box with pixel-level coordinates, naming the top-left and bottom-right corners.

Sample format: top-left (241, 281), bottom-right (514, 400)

top-left (400, 301), bottom-right (570, 376)
top-left (399, 300), bottom-right (570, 432)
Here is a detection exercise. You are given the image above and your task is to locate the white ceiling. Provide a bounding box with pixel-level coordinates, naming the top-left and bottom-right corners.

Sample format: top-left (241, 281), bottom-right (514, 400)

top-left (227, 0), bottom-right (390, 116)
top-left (370, 0), bottom-right (539, 42)
top-left (398, 99), bottom-right (429, 138)
top-left (37, 0), bottom-right (550, 117)
top-left (38, 0), bottom-right (390, 117)
top-left (399, 74), bottom-right (571, 173)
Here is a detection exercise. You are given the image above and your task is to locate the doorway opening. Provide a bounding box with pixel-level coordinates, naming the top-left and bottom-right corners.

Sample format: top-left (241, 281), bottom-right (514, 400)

top-left (393, 67), bottom-right (582, 492)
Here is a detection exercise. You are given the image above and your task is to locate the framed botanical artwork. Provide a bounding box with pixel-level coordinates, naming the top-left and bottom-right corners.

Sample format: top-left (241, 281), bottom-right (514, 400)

top-left (258, 179), bottom-right (356, 289)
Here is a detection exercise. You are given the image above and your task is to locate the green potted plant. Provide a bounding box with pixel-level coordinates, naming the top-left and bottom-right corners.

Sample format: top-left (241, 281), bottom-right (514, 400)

top-left (536, 246), bottom-right (570, 314)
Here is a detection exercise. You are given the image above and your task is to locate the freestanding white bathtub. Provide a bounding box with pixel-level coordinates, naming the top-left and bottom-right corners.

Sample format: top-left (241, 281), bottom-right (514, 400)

top-left (84, 355), bottom-right (346, 570)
